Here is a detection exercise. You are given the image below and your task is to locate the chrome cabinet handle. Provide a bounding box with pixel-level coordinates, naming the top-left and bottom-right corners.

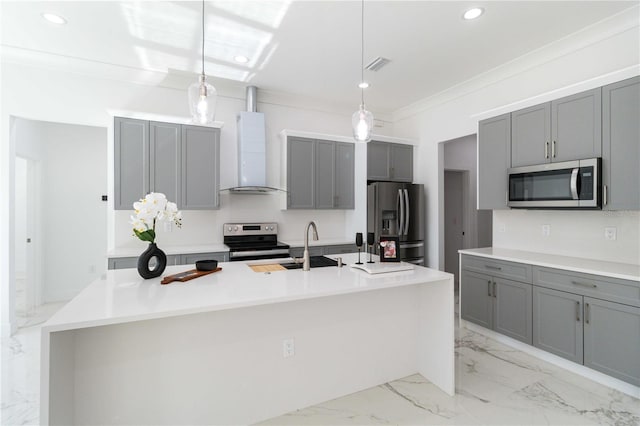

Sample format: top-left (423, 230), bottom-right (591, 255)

top-left (545, 141), bottom-right (549, 159)
top-left (585, 303), bottom-right (590, 324)
top-left (576, 301), bottom-right (580, 322)
top-left (552, 140), bottom-right (557, 158)
top-left (571, 280), bottom-right (597, 289)
top-left (485, 265), bottom-right (502, 271)
top-left (493, 281), bottom-right (497, 298)
top-left (488, 280), bottom-right (492, 297)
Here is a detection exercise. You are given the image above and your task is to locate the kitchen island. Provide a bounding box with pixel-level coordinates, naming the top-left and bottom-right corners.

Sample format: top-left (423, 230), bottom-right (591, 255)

top-left (41, 253), bottom-right (454, 425)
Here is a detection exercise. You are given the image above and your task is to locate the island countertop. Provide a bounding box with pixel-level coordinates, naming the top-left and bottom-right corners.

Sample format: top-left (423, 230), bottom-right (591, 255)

top-left (43, 253), bottom-right (452, 333)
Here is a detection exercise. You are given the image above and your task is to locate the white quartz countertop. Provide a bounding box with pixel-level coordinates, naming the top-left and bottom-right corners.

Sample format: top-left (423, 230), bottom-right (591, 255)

top-left (107, 244), bottom-right (229, 258)
top-left (43, 253), bottom-right (452, 333)
top-left (459, 248), bottom-right (640, 282)
top-left (282, 238), bottom-right (355, 248)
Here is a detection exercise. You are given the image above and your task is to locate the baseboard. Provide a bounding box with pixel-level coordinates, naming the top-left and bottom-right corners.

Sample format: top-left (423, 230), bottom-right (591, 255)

top-left (461, 320), bottom-right (640, 398)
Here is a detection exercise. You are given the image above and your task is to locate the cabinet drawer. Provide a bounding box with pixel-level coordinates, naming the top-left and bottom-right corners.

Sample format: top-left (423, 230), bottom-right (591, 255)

top-left (534, 267), bottom-right (640, 307)
top-left (461, 255), bottom-right (532, 283)
top-left (290, 246), bottom-right (325, 258)
top-left (181, 252), bottom-right (228, 265)
top-left (108, 257), bottom-right (138, 270)
top-left (325, 244), bottom-right (357, 255)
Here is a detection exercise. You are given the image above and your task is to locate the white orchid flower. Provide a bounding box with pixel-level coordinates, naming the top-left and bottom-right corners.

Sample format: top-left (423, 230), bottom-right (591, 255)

top-left (131, 193), bottom-right (182, 241)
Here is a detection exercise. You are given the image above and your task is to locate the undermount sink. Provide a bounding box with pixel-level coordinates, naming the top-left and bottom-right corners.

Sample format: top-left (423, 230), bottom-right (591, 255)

top-left (280, 256), bottom-right (338, 270)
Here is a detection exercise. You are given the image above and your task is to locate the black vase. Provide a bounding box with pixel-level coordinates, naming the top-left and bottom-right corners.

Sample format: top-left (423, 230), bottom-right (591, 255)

top-left (137, 243), bottom-right (167, 279)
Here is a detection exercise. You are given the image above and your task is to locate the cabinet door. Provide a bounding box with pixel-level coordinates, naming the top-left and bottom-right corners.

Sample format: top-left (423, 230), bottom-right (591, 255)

top-left (289, 246), bottom-right (324, 258)
top-left (181, 126), bottom-right (219, 209)
top-left (551, 88), bottom-right (601, 163)
top-left (478, 113), bottom-right (511, 209)
top-left (494, 278), bottom-right (532, 344)
top-left (287, 137), bottom-right (316, 209)
top-left (335, 142), bottom-right (355, 209)
top-left (460, 270), bottom-right (493, 329)
top-left (583, 297), bottom-right (640, 386)
top-left (114, 117), bottom-right (149, 209)
top-left (511, 103), bottom-right (551, 167)
top-left (108, 257), bottom-right (138, 270)
top-left (602, 76), bottom-right (640, 210)
top-left (315, 140), bottom-right (336, 209)
top-left (533, 286), bottom-right (583, 364)
top-left (150, 122), bottom-right (181, 203)
top-left (367, 141), bottom-right (390, 181)
top-left (390, 144), bottom-right (413, 182)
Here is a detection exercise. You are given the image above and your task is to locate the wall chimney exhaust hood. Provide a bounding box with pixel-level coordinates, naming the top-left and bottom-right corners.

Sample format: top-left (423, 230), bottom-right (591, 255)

top-left (221, 86), bottom-right (284, 194)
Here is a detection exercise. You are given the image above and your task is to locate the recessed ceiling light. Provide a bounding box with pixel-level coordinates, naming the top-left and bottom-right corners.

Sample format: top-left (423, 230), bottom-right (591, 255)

top-left (463, 8), bottom-right (484, 20)
top-left (358, 82), bottom-right (370, 89)
top-left (42, 13), bottom-right (67, 25)
top-left (234, 55), bottom-right (249, 64)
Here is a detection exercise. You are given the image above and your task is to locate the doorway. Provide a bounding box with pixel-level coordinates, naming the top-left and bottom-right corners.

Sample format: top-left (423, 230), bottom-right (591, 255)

top-left (444, 170), bottom-right (466, 291)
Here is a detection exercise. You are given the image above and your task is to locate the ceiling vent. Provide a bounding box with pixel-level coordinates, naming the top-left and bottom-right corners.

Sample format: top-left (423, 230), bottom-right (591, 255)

top-left (364, 56), bottom-right (391, 72)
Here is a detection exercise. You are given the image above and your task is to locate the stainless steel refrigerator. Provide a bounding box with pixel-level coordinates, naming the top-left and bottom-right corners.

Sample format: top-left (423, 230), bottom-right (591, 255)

top-left (367, 182), bottom-right (425, 265)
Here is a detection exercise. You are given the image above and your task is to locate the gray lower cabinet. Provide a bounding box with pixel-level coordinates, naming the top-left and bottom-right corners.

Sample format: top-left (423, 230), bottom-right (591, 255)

top-left (324, 244), bottom-right (357, 255)
top-left (478, 114), bottom-right (510, 209)
top-left (114, 117), bottom-right (220, 210)
top-left (461, 270), bottom-right (532, 344)
top-left (114, 118), bottom-right (149, 209)
top-left (367, 141), bottom-right (413, 182)
top-left (108, 256), bottom-right (139, 270)
top-left (181, 125), bottom-right (220, 209)
top-left (583, 297), bottom-right (640, 386)
top-left (532, 286), bottom-right (584, 364)
top-left (289, 246), bottom-right (324, 258)
top-left (289, 244), bottom-right (357, 258)
top-left (602, 76), bottom-right (640, 210)
top-left (181, 252), bottom-right (228, 264)
top-left (286, 137), bottom-right (355, 210)
top-left (510, 88), bottom-right (601, 167)
top-left (108, 252), bottom-right (227, 270)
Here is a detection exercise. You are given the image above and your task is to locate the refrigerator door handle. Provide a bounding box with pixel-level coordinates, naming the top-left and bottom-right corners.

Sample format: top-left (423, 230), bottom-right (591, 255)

top-left (404, 189), bottom-right (410, 235)
top-left (397, 189), bottom-right (404, 236)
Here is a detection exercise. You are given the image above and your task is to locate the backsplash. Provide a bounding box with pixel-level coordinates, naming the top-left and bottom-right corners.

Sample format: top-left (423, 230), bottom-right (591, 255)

top-left (492, 209), bottom-right (640, 265)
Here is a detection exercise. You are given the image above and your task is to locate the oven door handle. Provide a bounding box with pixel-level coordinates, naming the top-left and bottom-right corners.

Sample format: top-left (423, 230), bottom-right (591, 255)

top-left (570, 168), bottom-right (579, 200)
top-left (229, 249), bottom-right (291, 258)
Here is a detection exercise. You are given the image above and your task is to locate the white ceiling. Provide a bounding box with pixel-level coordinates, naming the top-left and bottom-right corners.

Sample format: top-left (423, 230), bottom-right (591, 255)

top-left (1, 1), bottom-right (637, 114)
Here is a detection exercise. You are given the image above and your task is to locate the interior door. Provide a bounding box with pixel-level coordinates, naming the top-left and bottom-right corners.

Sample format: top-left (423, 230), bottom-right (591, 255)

top-left (444, 172), bottom-right (463, 288)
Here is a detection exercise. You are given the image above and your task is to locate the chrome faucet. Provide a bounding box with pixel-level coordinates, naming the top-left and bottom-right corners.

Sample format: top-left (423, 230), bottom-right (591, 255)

top-left (303, 221), bottom-right (319, 271)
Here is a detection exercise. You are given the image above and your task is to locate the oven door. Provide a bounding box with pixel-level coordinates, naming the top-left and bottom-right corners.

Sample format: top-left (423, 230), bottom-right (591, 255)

top-left (508, 158), bottom-right (600, 209)
top-left (228, 248), bottom-right (290, 262)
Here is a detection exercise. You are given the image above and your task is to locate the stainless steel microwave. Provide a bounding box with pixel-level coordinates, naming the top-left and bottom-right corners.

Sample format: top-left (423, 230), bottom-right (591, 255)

top-left (508, 158), bottom-right (601, 209)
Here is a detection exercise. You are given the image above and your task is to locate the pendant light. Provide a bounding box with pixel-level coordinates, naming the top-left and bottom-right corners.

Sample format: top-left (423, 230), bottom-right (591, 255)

top-left (188, 0), bottom-right (217, 124)
top-left (352, 0), bottom-right (373, 142)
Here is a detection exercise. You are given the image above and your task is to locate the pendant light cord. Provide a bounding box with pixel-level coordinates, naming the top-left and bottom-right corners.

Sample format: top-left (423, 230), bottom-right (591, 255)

top-left (201, 0), bottom-right (205, 77)
top-left (360, 0), bottom-right (365, 106)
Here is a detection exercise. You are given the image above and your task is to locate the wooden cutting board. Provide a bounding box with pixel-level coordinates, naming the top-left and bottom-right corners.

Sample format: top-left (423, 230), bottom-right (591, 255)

top-left (161, 267), bottom-right (222, 285)
top-left (249, 264), bottom-right (286, 273)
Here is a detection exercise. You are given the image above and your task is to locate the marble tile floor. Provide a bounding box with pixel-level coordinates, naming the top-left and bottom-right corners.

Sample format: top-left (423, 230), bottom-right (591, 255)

top-left (2, 309), bottom-right (639, 426)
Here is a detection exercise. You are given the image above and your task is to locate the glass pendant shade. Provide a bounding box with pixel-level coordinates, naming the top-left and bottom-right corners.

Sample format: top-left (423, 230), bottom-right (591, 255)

top-left (352, 105), bottom-right (373, 142)
top-left (189, 74), bottom-right (217, 124)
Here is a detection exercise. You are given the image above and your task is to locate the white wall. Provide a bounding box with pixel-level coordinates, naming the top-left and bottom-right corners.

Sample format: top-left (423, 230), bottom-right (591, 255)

top-left (393, 7), bottom-right (640, 268)
top-left (14, 118), bottom-right (108, 302)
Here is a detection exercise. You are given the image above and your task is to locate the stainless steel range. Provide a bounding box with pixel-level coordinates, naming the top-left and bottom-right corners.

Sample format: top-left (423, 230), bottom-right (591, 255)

top-left (224, 222), bottom-right (290, 261)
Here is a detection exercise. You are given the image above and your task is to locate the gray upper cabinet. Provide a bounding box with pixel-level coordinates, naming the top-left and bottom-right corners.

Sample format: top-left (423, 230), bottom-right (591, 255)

top-left (511, 103), bottom-right (550, 167)
top-left (315, 140), bottom-right (336, 209)
top-left (478, 113), bottom-right (510, 209)
top-left (181, 125), bottom-right (220, 209)
top-left (286, 137), bottom-right (354, 210)
top-left (114, 117), bottom-right (149, 209)
top-left (367, 141), bottom-right (413, 182)
top-left (150, 122), bottom-right (181, 203)
top-left (511, 88), bottom-right (601, 167)
top-left (602, 76), bottom-right (640, 210)
top-left (287, 137), bottom-right (316, 209)
top-left (334, 143), bottom-right (355, 209)
top-left (533, 286), bottom-right (584, 364)
top-left (583, 297), bottom-right (640, 386)
top-left (115, 117), bottom-right (220, 210)
top-left (551, 88), bottom-right (601, 163)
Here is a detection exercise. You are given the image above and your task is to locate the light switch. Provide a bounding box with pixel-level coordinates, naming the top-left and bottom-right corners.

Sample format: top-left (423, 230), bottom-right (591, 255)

top-left (604, 227), bottom-right (617, 241)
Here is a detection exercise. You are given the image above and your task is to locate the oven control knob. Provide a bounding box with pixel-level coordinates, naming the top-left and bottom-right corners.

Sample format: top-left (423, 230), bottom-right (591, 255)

top-left (269, 226), bottom-right (274, 231)
top-left (233, 226), bottom-right (239, 231)
top-left (227, 226), bottom-right (232, 231)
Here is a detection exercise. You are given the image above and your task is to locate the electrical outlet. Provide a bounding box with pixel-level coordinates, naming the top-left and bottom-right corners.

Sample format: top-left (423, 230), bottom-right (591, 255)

top-left (164, 221), bottom-right (172, 232)
top-left (542, 225), bottom-right (551, 237)
top-left (282, 338), bottom-right (295, 358)
top-left (604, 227), bottom-right (617, 241)
top-left (499, 224), bottom-right (506, 233)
